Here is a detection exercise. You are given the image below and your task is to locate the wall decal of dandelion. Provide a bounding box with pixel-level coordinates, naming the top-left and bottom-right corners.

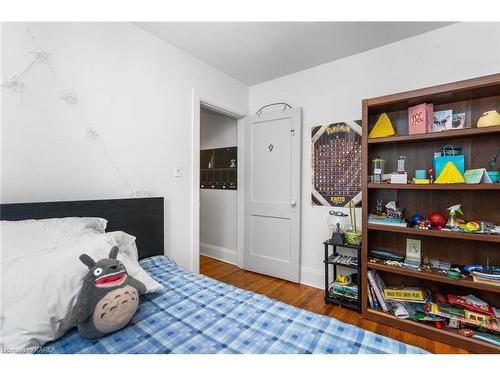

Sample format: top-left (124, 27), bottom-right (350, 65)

top-left (59, 90), bottom-right (78, 105)
top-left (84, 125), bottom-right (99, 141)
top-left (3, 28), bottom-right (136, 196)
top-left (1, 75), bottom-right (25, 93)
top-left (29, 49), bottom-right (51, 64)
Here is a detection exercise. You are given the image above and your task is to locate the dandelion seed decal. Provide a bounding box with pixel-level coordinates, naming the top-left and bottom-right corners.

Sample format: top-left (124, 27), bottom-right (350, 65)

top-left (1, 75), bottom-right (25, 93)
top-left (29, 49), bottom-right (51, 64)
top-left (84, 126), bottom-right (99, 141)
top-left (59, 90), bottom-right (78, 105)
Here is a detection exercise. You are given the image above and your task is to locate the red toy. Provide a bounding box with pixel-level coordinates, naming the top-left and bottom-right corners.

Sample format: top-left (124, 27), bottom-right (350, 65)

top-left (428, 168), bottom-right (435, 184)
top-left (428, 211), bottom-right (446, 229)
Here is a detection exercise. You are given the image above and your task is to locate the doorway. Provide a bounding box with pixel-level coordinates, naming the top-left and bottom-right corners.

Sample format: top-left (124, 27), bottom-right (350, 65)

top-left (191, 94), bottom-right (302, 283)
top-left (191, 92), bottom-right (246, 274)
top-left (199, 108), bottom-right (239, 266)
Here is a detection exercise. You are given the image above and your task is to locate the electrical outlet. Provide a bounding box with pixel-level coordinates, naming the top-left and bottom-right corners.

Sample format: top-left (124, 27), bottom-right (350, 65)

top-left (406, 238), bottom-right (421, 261)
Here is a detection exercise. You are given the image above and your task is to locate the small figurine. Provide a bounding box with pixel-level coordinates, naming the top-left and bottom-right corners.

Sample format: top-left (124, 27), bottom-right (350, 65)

top-left (375, 199), bottom-right (384, 216)
top-left (428, 168), bottom-right (435, 184)
top-left (385, 201), bottom-right (404, 220)
top-left (409, 214), bottom-right (423, 227)
top-left (421, 257), bottom-right (431, 272)
top-left (335, 274), bottom-right (352, 286)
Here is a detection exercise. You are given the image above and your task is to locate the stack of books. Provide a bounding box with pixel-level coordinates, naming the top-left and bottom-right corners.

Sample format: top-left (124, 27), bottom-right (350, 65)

top-left (328, 281), bottom-right (358, 300)
top-left (367, 270), bottom-right (389, 312)
top-left (471, 269), bottom-right (500, 287)
top-left (368, 214), bottom-right (407, 227)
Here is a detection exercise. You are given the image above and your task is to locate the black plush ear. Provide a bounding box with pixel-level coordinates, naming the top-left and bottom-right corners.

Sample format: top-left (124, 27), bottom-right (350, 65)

top-left (79, 254), bottom-right (96, 269)
top-left (108, 246), bottom-right (119, 259)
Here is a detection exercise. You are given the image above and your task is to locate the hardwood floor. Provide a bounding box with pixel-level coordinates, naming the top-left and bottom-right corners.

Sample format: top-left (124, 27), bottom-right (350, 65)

top-left (200, 255), bottom-right (469, 354)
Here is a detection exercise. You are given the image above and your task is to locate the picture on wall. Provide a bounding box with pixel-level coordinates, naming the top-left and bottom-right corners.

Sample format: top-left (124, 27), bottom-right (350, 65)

top-left (311, 121), bottom-right (362, 207)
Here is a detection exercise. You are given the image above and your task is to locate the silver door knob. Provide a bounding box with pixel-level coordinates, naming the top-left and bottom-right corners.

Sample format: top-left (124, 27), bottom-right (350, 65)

top-left (291, 200), bottom-right (297, 207)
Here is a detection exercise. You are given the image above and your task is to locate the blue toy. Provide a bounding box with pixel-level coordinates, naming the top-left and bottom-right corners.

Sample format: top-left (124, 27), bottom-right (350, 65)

top-left (409, 214), bottom-right (423, 227)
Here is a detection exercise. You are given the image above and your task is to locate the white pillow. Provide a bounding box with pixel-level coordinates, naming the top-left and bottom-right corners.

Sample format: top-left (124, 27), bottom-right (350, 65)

top-left (1, 217), bottom-right (107, 262)
top-left (0, 231), bottom-right (164, 352)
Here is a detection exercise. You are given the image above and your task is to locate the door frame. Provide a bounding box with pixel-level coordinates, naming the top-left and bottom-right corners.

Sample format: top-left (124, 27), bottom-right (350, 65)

top-left (191, 89), bottom-right (247, 273)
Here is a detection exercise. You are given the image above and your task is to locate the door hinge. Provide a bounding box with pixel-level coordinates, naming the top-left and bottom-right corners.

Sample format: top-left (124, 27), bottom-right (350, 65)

top-left (290, 129), bottom-right (295, 136)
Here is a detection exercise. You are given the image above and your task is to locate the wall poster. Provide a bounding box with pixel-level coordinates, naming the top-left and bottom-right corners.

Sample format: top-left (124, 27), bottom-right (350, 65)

top-left (311, 121), bottom-right (362, 207)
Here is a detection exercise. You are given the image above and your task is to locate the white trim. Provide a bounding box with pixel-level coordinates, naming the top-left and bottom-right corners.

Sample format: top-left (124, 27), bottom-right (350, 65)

top-left (191, 90), bottom-right (201, 274)
top-left (299, 265), bottom-right (323, 290)
top-left (191, 88), bottom-right (247, 274)
top-left (236, 118), bottom-right (245, 268)
top-left (200, 242), bottom-right (238, 265)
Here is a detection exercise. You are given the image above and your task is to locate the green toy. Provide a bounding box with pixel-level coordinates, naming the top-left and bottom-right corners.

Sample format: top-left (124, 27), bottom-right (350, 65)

top-left (70, 246), bottom-right (146, 339)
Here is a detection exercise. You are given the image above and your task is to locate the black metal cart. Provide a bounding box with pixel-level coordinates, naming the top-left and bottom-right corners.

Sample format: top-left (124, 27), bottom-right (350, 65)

top-left (323, 240), bottom-right (362, 312)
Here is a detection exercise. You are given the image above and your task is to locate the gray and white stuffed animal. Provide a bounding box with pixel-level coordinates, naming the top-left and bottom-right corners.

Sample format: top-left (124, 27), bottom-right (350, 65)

top-left (70, 246), bottom-right (146, 339)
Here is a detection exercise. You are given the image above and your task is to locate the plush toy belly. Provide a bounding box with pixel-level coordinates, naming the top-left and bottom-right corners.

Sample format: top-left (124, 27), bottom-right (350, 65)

top-left (93, 285), bottom-right (139, 334)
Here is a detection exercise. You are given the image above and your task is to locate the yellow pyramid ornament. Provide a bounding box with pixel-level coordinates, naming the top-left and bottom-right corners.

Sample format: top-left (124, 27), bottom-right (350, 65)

top-left (368, 113), bottom-right (396, 138)
top-left (435, 161), bottom-right (465, 184)
top-left (477, 110), bottom-right (500, 128)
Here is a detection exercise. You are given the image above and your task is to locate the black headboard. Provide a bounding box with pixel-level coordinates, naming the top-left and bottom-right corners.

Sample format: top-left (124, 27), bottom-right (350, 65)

top-left (0, 197), bottom-right (164, 260)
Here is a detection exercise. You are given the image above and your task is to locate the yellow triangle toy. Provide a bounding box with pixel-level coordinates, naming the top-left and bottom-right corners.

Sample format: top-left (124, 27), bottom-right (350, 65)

top-left (368, 113), bottom-right (396, 138)
top-left (435, 161), bottom-right (465, 184)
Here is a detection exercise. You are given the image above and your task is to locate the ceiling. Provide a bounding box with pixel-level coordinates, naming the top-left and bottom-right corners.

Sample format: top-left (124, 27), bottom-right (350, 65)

top-left (135, 22), bottom-right (453, 86)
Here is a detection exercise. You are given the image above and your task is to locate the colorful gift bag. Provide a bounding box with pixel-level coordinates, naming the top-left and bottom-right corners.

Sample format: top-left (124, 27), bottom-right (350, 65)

top-left (433, 146), bottom-right (465, 178)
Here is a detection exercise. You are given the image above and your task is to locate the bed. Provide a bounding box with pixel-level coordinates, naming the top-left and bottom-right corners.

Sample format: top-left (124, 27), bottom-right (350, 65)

top-left (1, 198), bottom-right (427, 354)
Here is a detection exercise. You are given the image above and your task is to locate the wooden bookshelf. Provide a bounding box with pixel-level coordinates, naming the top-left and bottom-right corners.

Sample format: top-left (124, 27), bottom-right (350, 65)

top-left (361, 73), bottom-right (500, 354)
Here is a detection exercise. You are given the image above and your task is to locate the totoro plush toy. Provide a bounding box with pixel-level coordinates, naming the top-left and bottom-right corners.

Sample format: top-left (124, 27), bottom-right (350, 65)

top-left (70, 246), bottom-right (146, 339)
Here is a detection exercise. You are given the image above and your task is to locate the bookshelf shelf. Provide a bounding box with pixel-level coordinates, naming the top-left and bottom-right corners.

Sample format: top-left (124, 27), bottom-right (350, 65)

top-left (367, 125), bottom-right (500, 144)
top-left (367, 262), bottom-right (500, 294)
top-left (361, 73), bottom-right (500, 353)
top-left (367, 224), bottom-right (500, 243)
top-left (367, 183), bottom-right (500, 190)
top-left (324, 253), bottom-right (359, 270)
top-left (365, 309), bottom-right (500, 354)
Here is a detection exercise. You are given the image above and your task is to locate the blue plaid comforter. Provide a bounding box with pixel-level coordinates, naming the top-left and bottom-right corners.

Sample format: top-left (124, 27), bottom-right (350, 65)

top-left (45, 256), bottom-right (427, 354)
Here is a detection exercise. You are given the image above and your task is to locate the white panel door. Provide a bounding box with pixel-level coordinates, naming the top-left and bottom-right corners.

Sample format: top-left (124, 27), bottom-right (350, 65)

top-left (244, 107), bottom-right (301, 282)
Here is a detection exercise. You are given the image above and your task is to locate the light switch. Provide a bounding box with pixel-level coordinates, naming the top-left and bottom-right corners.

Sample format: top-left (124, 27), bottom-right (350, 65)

top-left (174, 166), bottom-right (181, 177)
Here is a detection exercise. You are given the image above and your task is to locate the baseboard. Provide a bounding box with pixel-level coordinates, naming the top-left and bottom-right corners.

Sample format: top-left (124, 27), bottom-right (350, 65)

top-left (200, 242), bottom-right (238, 265)
top-left (299, 265), bottom-right (323, 290)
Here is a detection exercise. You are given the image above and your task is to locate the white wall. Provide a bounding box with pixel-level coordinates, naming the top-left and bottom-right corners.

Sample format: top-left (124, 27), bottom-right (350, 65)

top-left (200, 109), bottom-right (238, 264)
top-left (200, 109), bottom-right (238, 149)
top-left (249, 22), bottom-right (500, 289)
top-left (3, 22), bottom-right (498, 286)
top-left (0, 22), bottom-right (248, 271)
